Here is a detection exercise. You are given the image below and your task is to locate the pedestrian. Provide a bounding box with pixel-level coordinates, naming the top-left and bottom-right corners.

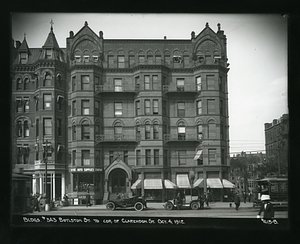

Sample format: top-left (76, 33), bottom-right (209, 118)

top-left (205, 192), bottom-right (209, 207)
top-left (175, 192), bottom-right (182, 210)
top-left (248, 191), bottom-right (252, 203)
top-left (234, 192), bottom-right (240, 210)
top-left (243, 191), bottom-right (247, 203)
top-left (33, 193), bottom-right (41, 212)
top-left (257, 194), bottom-right (274, 219)
top-left (198, 194), bottom-right (205, 209)
top-left (63, 194), bottom-right (69, 206)
top-left (86, 190), bottom-right (91, 207)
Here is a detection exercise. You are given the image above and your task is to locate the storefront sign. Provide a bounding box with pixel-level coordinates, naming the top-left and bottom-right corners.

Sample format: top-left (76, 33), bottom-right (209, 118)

top-left (70, 167), bottom-right (103, 172)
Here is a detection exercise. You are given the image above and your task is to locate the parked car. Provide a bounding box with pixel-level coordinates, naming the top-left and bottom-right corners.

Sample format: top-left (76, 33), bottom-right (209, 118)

top-left (164, 188), bottom-right (201, 210)
top-left (106, 194), bottom-right (147, 211)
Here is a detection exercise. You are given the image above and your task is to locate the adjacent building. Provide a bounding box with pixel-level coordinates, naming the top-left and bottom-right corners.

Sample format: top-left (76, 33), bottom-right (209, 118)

top-left (11, 21), bottom-right (230, 203)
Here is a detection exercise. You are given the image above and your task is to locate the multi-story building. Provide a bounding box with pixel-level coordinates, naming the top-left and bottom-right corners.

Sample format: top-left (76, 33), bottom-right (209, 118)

top-left (264, 114), bottom-right (289, 176)
top-left (11, 21), bottom-right (230, 203)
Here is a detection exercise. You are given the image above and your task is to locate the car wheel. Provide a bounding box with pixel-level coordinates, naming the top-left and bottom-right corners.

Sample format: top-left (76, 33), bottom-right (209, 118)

top-left (165, 202), bottom-right (173, 210)
top-left (190, 201), bottom-right (199, 210)
top-left (106, 202), bottom-right (115, 210)
top-left (134, 202), bottom-right (144, 211)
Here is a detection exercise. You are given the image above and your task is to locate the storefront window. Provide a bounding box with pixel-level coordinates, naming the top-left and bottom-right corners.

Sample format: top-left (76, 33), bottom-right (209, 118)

top-left (73, 173), bottom-right (94, 192)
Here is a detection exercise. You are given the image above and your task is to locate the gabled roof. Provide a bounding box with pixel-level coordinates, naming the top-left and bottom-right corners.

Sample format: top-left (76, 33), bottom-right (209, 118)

top-left (43, 27), bottom-right (60, 49)
top-left (72, 21), bottom-right (99, 40)
top-left (18, 37), bottom-right (30, 53)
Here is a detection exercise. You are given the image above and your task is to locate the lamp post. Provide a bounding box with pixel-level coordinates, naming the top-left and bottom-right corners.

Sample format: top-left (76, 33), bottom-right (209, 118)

top-left (43, 140), bottom-right (51, 206)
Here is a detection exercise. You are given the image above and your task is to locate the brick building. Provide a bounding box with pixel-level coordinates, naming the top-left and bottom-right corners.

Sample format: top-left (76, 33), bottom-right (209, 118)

top-left (11, 21), bottom-right (230, 203)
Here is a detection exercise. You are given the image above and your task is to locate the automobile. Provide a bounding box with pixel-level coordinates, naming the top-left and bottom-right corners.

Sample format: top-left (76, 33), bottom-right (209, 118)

top-left (106, 194), bottom-right (147, 211)
top-left (164, 188), bottom-right (201, 210)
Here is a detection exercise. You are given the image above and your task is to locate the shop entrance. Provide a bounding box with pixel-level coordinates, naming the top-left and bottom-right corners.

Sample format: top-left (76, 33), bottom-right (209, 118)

top-left (110, 169), bottom-right (126, 193)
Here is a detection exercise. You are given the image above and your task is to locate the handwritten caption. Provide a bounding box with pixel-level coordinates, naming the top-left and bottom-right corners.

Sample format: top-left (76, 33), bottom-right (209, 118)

top-left (22, 216), bottom-right (185, 225)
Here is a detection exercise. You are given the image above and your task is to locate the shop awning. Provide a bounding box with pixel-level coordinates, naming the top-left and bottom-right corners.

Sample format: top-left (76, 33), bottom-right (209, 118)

top-left (131, 179), bottom-right (142, 190)
top-left (193, 178), bottom-right (204, 188)
top-left (176, 174), bottom-right (191, 188)
top-left (222, 179), bottom-right (235, 188)
top-left (164, 180), bottom-right (177, 189)
top-left (193, 150), bottom-right (202, 160)
top-left (207, 178), bottom-right (223, 188)
top-left (144, 179), bottom-right (163, 189)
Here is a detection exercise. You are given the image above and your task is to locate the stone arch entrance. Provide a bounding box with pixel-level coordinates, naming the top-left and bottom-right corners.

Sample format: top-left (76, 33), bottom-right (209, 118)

top-left (110, 169), bottom-right (126, 193)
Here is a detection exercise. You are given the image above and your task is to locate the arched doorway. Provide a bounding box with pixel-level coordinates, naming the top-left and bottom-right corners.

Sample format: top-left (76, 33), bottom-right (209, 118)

top-left (110, 169), bottom-right (127, 194)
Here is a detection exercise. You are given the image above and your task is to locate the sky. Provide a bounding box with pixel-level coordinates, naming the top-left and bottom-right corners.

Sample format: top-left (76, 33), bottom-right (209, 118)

top-left (10, 13), bottom-right (288, 155)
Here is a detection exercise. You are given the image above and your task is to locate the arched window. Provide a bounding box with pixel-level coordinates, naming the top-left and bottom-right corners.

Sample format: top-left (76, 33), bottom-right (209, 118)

top-left (208, 120), bottom-right (216, 139)
top-left (24, 121), bottom-right (29, 137)
top-left (24, 77), bottom-right (29, 90)
top-left (57, 74), bottom-right (62, 87)
top-left (81, 121), bottom-right (90, 140)
top-left (17, 121), bottom-right (22, 137)
top-left (197, 123), bottom-right (203, 140)
top-left (136, 122), bottom-right (141, 140)
top-left (72, 124), bottom-right (76, 141)
top-left (16, 78), bottom-right (22, 90)
top-left (178, 121), bottom-right (186, 140)
top-left (145, 121), bottom-right (151, 140)
top-left (114, 122), bottom-right (122, 140)
top-left (153, 121), bottom-right (159, 139)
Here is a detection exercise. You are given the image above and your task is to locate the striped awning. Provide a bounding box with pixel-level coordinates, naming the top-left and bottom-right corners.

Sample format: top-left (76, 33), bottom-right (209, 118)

top-left (164, 180), bottom-right (177, 189)
top-left (222, 179), bottom-right (235, 188)
top-left (131, 179), bottom-right (142, 190)
top-left (193, 178), bottom-right (204, 188)
top-left (144, 179), bottom-right (163, 189)
top-left (193, 150), bottom-right (202, 160)
top-left (176, 174), bottom-right (191, 188)
top-left (207, 178), bottom-right (223, 188)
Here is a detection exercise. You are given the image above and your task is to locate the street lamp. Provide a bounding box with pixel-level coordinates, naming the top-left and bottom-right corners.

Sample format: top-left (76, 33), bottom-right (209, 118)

top-left (42, 140), bottom-right (51, 205)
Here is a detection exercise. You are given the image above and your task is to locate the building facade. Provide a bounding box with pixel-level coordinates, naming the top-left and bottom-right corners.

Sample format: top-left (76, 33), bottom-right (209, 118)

top-left (264, 114), bottom-right (289, 176)
top-left (11, 21), bottom-right (230, 203)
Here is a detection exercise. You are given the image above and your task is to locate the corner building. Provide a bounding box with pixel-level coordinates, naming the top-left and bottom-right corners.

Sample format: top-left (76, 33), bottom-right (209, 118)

top-left (11, 21), bottom-right (230, 204)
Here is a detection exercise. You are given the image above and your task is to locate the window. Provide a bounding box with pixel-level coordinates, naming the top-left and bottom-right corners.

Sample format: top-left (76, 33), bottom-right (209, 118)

top-left (57, 96), bottom-right (63, 110)
top-left (24, 99), bottom-right (29, 112)
top-left (114, 103), bottom-right (122, 116)
top-left (208, 120), bottom-right (216, 139)
top-left (83, 55), bottom-right (89, 62)
top-left (136, 150), bottom-right (141, 165)
top-left (153, 99), bottom-right (159, 114)
top-left (20, 52), bottom-right (28, 64)
top-left (145, 149), bottom-right (151, 165)
top-left (177, 102), bottom-right (185, 117)
top-left (129, 55), bottom-right (135, 67)
top-left (114, 79), bottom-right (122, 91)
top-left (42, 143), bottom-right (52, 161)
top-left (145, 100), bottom-right (150, 114)
top-left (220, 100), bottom-right (224, 115)
top-left (57, 75), bottom-right (62, 87)
top-left (24, 78), bottom-right (29, 90)
top-left (135, 76), bottom-right (140, 90)
top-left (123, 151), bottom-right (128, 164)
top-left (95, 150), bottom-right (101, 166)
top-left (46, 49), bottom-right (52, 59)
top-left (24, 121), bottom-right (29, 137)
top-left (221, 149), bottom-right (225, 165)
top-left (208, 149), bottom-right (217, 164)
top-left (164, 55), bottom-right (170, 65)
top-left (57, 119), bottom-right (62, 136)
top-left (72, 100), bottom-right (76, 116)
top-left (23, 145), bottom-right (29, 164)
top-left (81, 75), bottom-right (89, 90)
top-left (138, 55), bottom-right (144, 64)
top-left (75, 55), bottom-right (81, 63)
top-left (147, 55), bottom-right (153, 64)
top-left (178, 150), bottom-right (186, 165)
top-left (43, 118), bottom-right (52, 135)
top-left (44, 74), bottom-right (52, 86)
top-left (197, 124), bottom-right (203, 140)
top-left (144, 76), bottom-right (150, 90)
top-left (16, 78), bottom-right (22, 90)
top-left (108, 55), bottom-right (114, 68)
top-left (81, 100), bottom-right (90, 115)
top-left (72, 150), bottom-right (76, 166)
top-left (95, 101), bottom-right (100, 116)
top-left (82, 150), bottom-right (90, 166)
top-left (136, 123), bottom-right (141, 140)
top-left (153, 75), bottom-right (158, 90)
top-left (114, 122), bottom-right (122, 140)
top-left (81, 121), bottom-right (90, 140)
top-left (207, 75), bottom-right (215, 90)
top-left (117, 56), bottom-right (125, 68)
top-left (135, 100), bottom-right (140, 116)
top-left (95, 123), bottom-right (100, 135)
top-left (43, 94), bottom-right (52, 109)
top-left (36, 119), bottom-right (39, 137)
top-left (177, 79), bottom-right (184, 91)
top-left (17, 121), bottom-right (22, 137)
top-left (72, 124), bottom-right (76, 141)
top-left (178, 122), bottom-right (185, 140)
top-left (162, 100), bottom-right (167, 115)
top-left (72, 76), bottom-right (76, 91)
top-left (145, 122), bottom-right (151, 139)
top-left (183, 56), bottom-right (189, 68)
top-left (196, 100), bottom-right (202, 115)
top-left (196, 76), bottom-right (201, 91)
top-left (154, 149), bottom-right (159, 165)
top-left (163, 150), bottom-right (168, 166)
top-left (155, 55), bottom-right (161, 64)
top-left (94, 76), bottom-right (99, 85)
top-left (109, 151), bottom-right (114, 164)
top-left (207, 99), bottom-right (215, 114)
top-left (153, 122), bottom-right (159, 139)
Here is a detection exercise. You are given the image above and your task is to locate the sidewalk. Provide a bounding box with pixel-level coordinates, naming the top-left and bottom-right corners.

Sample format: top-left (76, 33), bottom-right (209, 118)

top-left (52, 201), bottom-right (254, 211)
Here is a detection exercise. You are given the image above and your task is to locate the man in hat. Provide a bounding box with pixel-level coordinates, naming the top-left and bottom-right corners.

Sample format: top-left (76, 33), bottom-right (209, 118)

top-left (234, 191), bottom-right (241, 210)
top-left (257, 194), bottom-right (274, 219)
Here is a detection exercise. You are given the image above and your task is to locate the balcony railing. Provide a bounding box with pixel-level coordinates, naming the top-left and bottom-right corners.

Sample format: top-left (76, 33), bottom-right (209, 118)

top-left (96, 134), bottom-right (140, 143)
top-left (163, 85), bottom-right (199, 93)
top-left (95, 85), bottom-right (139, 94)
top-left (164, 134), bottom-right (201, 143)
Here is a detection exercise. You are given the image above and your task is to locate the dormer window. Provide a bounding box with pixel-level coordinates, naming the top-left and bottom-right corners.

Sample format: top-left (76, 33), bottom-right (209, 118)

top-left (46, 49), bottom-right (52, 59)
top-left (92, 56), bottom-right (99, 62)
top-left (198, 56), bottom-right (205, 63)
top-left (173, 56), bottom-right (182, 63)
top-left (75, 55), bottom-right (81, 62)
top-left (20, 52), bottom-right (28, 64)
top-left (83, 56), bottom-right (89, 62)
